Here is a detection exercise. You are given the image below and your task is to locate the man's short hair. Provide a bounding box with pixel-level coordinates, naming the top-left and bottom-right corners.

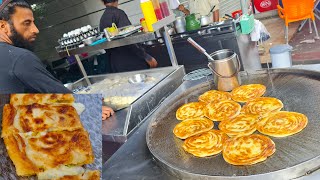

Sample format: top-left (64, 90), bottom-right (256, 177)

top-left (102, 0), bottom-right (118, 4)
top-left (0, 0), bottom-right (31, 21)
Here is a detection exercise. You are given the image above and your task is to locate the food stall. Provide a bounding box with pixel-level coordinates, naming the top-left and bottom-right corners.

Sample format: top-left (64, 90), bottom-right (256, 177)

top-left (54, 1), bottom-right (320, 179)
top-left (55, 0), bottom-right (264, 163)
top-left (100, 1), bottom-right (320, 180)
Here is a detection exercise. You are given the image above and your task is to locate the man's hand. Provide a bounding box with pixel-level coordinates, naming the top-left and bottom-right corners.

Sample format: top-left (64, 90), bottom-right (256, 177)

top-left (102, 106), bottom-right (114, 120)
top-left (178, 5), bottom-right (190, 15)
top-left (146, 58), bottom-right (158, 68)
top-left (213, 10), bottom-right (220, 22)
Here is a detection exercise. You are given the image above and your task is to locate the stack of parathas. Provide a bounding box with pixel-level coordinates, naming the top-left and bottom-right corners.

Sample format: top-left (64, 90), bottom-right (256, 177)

top-left (173, 84), bottom-right (308, 166)
top-left (1, 94), bottom-right (100, 180)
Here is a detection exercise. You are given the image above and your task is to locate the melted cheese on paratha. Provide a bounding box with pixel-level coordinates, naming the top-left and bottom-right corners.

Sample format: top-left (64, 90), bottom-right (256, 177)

top-left (10, 94), bottom-right (74, 106)
top-left (2, 104), bottom-right (83, 137)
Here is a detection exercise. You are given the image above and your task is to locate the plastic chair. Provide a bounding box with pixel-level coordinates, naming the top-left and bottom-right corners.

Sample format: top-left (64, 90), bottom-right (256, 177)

top-left (277, 0), bottom-right (320, 44)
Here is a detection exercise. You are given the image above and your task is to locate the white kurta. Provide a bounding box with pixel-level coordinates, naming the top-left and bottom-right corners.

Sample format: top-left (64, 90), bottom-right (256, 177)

top-left (188, 0), bottom-right (220, 20)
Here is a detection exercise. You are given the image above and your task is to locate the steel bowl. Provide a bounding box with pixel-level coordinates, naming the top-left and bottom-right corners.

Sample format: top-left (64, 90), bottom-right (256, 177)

top-left (128, 74), bottom-right (147, 84)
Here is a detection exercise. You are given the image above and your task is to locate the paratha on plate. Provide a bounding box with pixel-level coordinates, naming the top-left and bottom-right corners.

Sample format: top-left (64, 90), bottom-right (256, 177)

top-left (3, 130), bottom-right (94, 176)
top-left (1, 104), bottom-right (83, 137)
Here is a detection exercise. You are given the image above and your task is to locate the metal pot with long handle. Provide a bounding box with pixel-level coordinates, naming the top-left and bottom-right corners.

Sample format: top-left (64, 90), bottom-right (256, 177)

top-left (200, 15), bottom-right (211, 26)
top-left (199, 5), bottom-right (216, 26)
top-left (187, 37), bottom-right (241, 91)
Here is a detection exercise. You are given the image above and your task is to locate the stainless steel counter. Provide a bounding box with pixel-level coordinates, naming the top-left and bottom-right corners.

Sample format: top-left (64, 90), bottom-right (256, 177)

top-left (101, 66), bottom-right (185, 142)
top-left (103, 64), bottom-right (320, 180)
top-left (103, 75), bottom-right (203, 180)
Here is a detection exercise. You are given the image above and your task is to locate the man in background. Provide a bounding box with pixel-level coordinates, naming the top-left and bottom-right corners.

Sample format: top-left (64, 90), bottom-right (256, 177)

top-left (0, 0), bottom-right (113, 119)
top-left (99, 0), bottom-right (158, 73)
top-left (173, 0), bottom-right (220, 22)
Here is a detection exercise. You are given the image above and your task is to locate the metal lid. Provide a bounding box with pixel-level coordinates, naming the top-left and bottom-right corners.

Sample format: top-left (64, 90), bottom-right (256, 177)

top-left (269, 44), bottom-right (293, 54)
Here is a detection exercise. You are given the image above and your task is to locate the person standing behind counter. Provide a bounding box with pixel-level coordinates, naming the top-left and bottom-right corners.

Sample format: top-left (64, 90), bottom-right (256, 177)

top-left (99, 0), bottom-right (158, 73)
top-left (173, 0), bottom-right (220, 22)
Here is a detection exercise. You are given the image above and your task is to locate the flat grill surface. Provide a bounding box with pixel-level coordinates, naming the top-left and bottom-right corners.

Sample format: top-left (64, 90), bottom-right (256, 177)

top-left (146, 69), bottom-right (320, 178)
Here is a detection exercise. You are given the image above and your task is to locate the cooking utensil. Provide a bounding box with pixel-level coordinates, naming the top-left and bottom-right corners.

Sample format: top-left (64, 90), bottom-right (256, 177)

top-left (208, 5), bottom-right (216, 15)
top-left (225, 14), bottom-right (233, 19)
top-left (187, 37), bottom-right (214, 61)
top-left (146, 69), bottom-right (320, 179)
top-left (185, 14), bottom-right (201, 31)
top-left (208, 49), bottom-right (241, 91)
top-left (174, 16), bottom-right (186, 33)
top-left (128, 74), bottom-right (147, 84)
top-left (200, 15), bottom-right (211, 26)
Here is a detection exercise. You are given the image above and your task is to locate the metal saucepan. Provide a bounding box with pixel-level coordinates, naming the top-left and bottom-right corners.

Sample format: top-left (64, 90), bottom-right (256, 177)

top-left (200, 15), bottom-right (211, 27)
top-left (199, 5), bottom-right (216, 27)
top-left (174, 16), bottom-right (186, 33)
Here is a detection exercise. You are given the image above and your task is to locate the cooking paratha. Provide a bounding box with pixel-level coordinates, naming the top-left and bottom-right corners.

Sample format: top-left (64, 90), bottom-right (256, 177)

top-left (182, 130), bottom-right (228, 157)
top-left (223, 134), bottom-right (275, 165)
top-left (173, 118), bottom-right (213, 139)
top-left (204, 100), bottom-right (241, 121)
top-left (176, 102), bottom-right (206, 120)
top-left (231, 84), bottom-right (266, 102)
top-left (218, 114), bottom-right (258, 137)
top-left (241, 97), bottom-right (283, 118)
top-left (257, 111), bottom-right (308, 137)
top-left (198, 90), bottom-right (232, 104)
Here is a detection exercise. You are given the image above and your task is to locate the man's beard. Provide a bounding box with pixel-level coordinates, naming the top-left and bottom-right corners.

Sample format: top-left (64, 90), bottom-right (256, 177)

top-left (9, 23), bottom-right (35, 52)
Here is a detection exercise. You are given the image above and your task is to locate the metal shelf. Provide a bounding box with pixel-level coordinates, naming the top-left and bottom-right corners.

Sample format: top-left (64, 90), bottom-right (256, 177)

top-left (58, 32), bottom-right (156, 57)
top-left (56, 14), bottom-right (177, 86)
top-left (58, 14), bottom-right (175, 58)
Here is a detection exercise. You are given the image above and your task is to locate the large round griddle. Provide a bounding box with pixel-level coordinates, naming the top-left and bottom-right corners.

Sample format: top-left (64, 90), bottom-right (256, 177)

top-left (146, 69), bottom-right (320, 179)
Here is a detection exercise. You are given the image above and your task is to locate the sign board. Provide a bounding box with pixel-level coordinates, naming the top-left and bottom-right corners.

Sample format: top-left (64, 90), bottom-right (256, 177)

top-left (254, 0), bottom-right (278, 13)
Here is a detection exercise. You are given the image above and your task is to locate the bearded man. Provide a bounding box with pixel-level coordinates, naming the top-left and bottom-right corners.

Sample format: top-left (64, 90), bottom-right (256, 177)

top-left (0, 0), bottom-right (114, 119)
top-left (0, 0), bottom-right (72, 93)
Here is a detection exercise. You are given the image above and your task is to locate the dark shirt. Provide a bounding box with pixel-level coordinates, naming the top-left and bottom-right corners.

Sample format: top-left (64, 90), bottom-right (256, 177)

top-left (0, 42), bottom-right (71, 93)
top-left (99, 6), bottom-right (152, 73)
